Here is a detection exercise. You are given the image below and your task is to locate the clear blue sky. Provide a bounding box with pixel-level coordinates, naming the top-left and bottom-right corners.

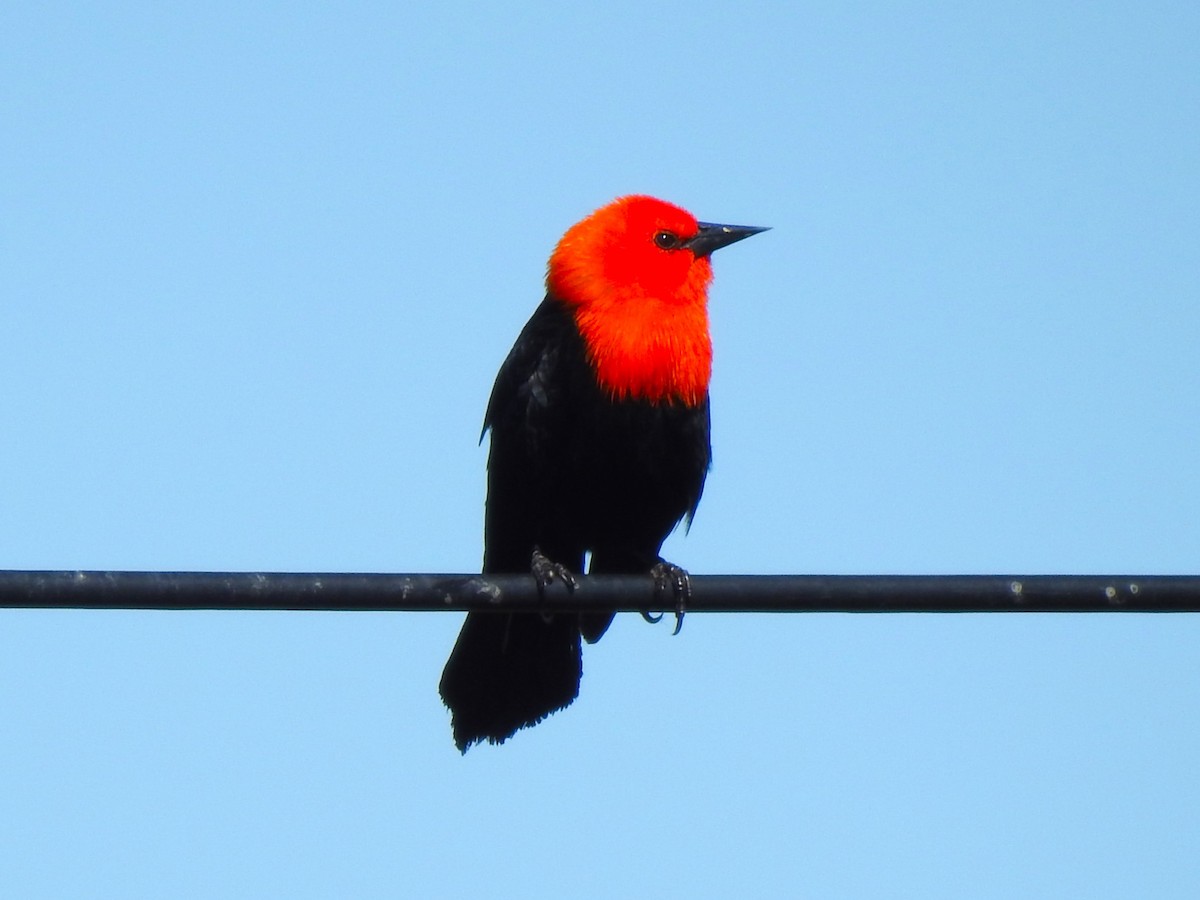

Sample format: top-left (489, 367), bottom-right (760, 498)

top-left (3, 3), bottom-right (1199, 897)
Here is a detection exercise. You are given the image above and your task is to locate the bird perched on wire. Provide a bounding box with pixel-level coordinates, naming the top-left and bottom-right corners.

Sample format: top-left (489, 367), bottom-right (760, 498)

top-left (439, 195), bottom-right (767, 751)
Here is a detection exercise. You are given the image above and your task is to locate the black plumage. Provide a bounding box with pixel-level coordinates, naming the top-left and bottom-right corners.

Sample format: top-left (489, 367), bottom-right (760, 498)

top-left (438, 296), bottom-right (711, 751)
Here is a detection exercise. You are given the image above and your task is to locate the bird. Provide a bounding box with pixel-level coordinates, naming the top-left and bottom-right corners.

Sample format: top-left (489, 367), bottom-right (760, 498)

top-left (438, 195), bottom-right (767, 751)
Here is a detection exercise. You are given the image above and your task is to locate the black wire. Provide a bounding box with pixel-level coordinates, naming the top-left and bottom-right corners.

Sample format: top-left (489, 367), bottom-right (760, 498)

top-left (0, 571), bottom-right (1197, 612)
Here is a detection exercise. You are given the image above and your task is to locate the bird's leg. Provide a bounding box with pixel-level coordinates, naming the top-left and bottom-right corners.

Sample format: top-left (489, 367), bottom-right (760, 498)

top-left (531, 546), bottom-right (577, 622)
top-left (648, 560), bottom-right (690, 635)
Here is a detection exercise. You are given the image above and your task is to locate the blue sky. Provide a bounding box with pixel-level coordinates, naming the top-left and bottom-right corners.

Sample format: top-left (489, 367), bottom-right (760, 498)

top-left (3, 3), bottom-right (1199, 897)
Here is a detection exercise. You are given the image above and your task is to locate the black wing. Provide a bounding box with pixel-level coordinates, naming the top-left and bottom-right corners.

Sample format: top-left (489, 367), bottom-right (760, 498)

top-left (481, 297), bottom-right (590, 573)
top-left (440, 298), bottom-right (586, 751)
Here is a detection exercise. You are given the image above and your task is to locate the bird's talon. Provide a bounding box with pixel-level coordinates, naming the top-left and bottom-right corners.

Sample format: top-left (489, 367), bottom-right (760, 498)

top-left (531, 547), bottom-right (577, 597)
top-left (672, 568), bottom-right (689, 635)
top-left (531, 548), bottom-right (576, 623)
top-left (641, 610), bottom-right (664, 624)
top-left (646, 561), bottom-right (690, 635)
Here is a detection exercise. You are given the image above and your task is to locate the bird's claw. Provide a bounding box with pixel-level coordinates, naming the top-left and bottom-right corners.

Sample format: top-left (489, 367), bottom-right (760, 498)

top-left (531, 548), bottom-right (577, 621)
top-left (649, 561), bottom-right (690, 635)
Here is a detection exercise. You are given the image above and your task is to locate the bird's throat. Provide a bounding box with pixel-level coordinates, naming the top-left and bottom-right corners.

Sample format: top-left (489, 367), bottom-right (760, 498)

top-left (571, 298), bottom-right (712, 406)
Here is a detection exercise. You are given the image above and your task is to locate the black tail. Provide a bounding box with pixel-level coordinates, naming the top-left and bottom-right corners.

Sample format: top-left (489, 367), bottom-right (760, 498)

top-left (438, 611), bottom-right (581, 752)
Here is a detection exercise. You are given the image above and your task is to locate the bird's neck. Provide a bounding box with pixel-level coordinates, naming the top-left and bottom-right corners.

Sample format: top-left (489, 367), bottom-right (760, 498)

top-left (569, 294), bottom-right (712, 406)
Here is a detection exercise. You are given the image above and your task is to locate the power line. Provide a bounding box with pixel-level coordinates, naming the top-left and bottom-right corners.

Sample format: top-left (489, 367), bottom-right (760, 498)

top-left (0, 570), bottom-right (1197, 612)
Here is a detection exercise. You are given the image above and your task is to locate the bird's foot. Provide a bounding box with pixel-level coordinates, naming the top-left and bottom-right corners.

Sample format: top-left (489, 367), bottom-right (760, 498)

top-left (645, 561), bottom-right (690, 635)
top-left (531, 547), bottom-right (577, 621)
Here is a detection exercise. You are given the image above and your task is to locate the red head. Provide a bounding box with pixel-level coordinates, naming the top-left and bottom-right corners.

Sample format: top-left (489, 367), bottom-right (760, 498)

top-left (547, 195), bottom-right (766, 406)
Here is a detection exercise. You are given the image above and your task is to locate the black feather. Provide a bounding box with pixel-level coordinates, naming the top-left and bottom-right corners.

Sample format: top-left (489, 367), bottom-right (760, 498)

top-left (439, 296), bottom-right (711, 751)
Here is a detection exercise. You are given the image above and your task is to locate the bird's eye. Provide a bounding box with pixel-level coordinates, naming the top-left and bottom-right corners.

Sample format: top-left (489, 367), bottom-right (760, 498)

top-left (653, 230), bottom-right (681, 250)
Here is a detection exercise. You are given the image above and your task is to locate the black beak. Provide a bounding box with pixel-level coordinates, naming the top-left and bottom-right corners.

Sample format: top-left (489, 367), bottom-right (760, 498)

top-left (686, 222), bottom-right (770, 257)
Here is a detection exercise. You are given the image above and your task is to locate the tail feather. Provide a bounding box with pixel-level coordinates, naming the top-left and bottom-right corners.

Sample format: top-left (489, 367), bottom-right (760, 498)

top-left (439, 611), bottom-right (581, 752)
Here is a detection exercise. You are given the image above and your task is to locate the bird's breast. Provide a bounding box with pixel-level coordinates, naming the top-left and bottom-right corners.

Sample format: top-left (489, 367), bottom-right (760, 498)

top-left (571, 298), bottom-right (712, 405)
